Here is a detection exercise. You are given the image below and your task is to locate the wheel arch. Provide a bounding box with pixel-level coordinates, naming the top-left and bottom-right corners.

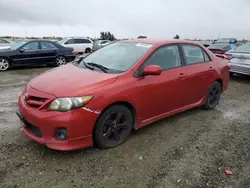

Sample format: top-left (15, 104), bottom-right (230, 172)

top-left (85, 47), bottom-right (91, 53)
top-left (0, 56), bottom-right (12, 65)
top-left (215, 78), bottom-right (223, 91)
top-left (93, 101), bottom-right (137, 132)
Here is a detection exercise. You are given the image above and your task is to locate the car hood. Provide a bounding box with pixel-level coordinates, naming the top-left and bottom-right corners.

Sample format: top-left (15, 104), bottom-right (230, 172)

top-left (30, 63), bottom-right (119, 97)
top-left (208, 44), bottom-right (229, 50)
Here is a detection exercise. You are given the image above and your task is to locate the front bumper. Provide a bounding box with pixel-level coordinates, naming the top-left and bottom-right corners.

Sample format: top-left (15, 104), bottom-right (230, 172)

top-left (17, 92), bottom-right (99, 151)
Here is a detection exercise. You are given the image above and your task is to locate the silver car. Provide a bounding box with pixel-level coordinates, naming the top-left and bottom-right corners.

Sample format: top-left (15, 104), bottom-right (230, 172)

top-left (227, 43), bottom-right (250, 76)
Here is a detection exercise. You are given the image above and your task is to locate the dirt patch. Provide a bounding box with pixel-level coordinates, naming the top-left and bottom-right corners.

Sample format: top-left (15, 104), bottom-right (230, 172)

top-left (0, 68), bottom-right (250, 188)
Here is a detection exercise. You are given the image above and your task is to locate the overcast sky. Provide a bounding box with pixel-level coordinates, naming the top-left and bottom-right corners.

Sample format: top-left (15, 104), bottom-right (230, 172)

top-left (0, 0), bottom-right (250, 39)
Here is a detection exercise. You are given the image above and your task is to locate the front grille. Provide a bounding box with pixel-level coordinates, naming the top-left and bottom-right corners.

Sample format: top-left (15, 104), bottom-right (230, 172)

top-left (25, 95), bottom-right (48, 109)
top-left (22, 118), bottom-right (42, 138)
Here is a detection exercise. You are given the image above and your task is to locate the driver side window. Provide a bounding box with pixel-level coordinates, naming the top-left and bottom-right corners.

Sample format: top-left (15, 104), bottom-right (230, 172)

top-left (22, 42), bottom-right (39, 50)
top-left (143, 45), bottom-right (181, 71)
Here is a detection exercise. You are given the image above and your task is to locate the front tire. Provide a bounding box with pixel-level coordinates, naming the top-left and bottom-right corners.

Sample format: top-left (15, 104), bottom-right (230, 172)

top-left (0, 57), bottom-right (10, 71)
top-left (93, 105), bottom-right (133, 149)
top-left (203, 82), bottom-right (222, 110)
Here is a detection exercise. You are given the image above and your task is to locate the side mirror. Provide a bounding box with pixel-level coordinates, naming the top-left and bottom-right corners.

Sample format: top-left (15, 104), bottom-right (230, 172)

top-left (143, 65), bottom-right (162, 76)
top-left (20, 48), bottom-right (25, 53)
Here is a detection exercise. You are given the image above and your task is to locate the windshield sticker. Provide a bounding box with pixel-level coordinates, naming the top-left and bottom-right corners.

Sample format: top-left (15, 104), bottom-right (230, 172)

top-left (136, 43), bottom-right (153, 48)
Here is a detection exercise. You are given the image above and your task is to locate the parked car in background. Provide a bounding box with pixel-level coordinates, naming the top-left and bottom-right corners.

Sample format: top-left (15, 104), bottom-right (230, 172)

top-left (0, 40), bottom-right (75, 71)
top-left (225, 43), bottom-right (250, 76)
top-left (208, 38), bottom-right (238, 54)
top-left (92, 40), bottom-right (111, 52)
top-left (58, 37), bottom-right (93, 54)
top-left (0, 38), bottom-right (15, 50)
top-left (17, 39), bottom-right (229, 151)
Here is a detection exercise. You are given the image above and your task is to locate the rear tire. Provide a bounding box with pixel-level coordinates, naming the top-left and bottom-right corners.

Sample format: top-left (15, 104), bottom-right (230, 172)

top-left (54, 56), bottom-right (66, 66)
top-left (203, 82), bottom-right (222, 110)
top-left (85, 48), bottom-right (91, 53)
top-left (0, 57), bottom-right (10, 71)
top-left (93, 105), bottom-right (133, 149)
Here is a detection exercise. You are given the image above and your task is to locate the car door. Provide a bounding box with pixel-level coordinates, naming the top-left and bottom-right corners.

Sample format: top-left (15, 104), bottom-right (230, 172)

top-left (73, 39), bottom-right (84, 52)
top-left (180, 44), bottom-right (217, 106)
top-left (135, 44), bottom-right (189, 120)
top-left (13, 41), bottom-right (41, 65)
top-left (39, 41), bottom-right (58, 64)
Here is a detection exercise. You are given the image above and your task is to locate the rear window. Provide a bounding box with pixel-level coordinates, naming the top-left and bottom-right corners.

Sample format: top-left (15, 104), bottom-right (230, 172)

top-left (233, 43), bottom-right (250, 52)
top-left (214, 38), bottom-right (231, 44)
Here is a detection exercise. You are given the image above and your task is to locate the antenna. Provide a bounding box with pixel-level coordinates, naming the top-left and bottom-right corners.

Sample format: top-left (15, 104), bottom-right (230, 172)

top-left (218, 32), bottom-right (220, 39)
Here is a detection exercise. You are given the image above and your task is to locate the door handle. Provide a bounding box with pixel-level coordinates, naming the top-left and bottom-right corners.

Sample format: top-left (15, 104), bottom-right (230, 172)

top-left (179, 73), bottom-right (187, 78)
top-left (208, 66), bottom-right (213, 71)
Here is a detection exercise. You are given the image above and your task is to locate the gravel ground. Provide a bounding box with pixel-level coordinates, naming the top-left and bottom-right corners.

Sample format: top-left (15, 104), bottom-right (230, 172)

top-left (0, 65), bottom-right (250, 188)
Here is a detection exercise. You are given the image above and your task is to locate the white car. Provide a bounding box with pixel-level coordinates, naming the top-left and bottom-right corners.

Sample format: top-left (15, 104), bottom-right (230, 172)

top-left (0, 38), bottom-right (15, 50)
top-left (58, 37), bottom-right (93, 54)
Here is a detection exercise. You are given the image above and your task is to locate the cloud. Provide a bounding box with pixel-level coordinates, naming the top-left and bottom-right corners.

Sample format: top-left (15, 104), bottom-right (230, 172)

top-left (0, 0), bottom-right (250, 39)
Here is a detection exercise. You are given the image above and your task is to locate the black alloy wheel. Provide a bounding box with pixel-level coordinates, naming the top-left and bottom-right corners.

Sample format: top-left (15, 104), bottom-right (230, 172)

top-left (94, 105), bottom-right (133, 149)
top-left (204, 82), bottom-right (222, 110)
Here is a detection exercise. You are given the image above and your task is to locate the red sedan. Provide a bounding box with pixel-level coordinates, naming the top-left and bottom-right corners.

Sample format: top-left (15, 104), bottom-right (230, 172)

top-left (17, 39), bottom-right (230, 151)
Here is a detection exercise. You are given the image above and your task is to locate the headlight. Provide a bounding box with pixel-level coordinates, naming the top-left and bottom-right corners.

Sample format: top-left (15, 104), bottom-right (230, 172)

top-left (48, 96), bottom-right (93, 112)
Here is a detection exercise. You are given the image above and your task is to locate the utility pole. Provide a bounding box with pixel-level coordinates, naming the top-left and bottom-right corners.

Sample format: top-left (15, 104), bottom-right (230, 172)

top-left (24, 27), bottom-right (27, 38)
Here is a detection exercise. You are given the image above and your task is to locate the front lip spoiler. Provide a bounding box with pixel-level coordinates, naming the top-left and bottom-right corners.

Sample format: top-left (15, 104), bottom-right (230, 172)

top-left (16, 110), bottom-right (23, 121)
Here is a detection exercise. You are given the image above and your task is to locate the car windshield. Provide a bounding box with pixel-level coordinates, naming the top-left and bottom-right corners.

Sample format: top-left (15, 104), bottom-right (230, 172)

top-left (214, 38), bottom-right (231, 44)
top-left (78, 42), bottom-right (153, 73)
top-left (233, 43), bottom-right (250, 52)
top-left (10, 42), bottom-right (26, 50)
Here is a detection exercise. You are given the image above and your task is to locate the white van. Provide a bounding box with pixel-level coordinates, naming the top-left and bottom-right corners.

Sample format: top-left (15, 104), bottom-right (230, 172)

top-left (58, 37), bottom-right (93, 54)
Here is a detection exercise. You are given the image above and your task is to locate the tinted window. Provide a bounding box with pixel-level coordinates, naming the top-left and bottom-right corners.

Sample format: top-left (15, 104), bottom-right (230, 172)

top-left (41, 42), bottom-right (57, 49)
top-left (65, 39), bottom-right (74, 44)
top-left (22, 42), bottom-right (39, 50)
top-left (182, 45), bottom-right (210, 65)
top-left (144, 45), bottom-right (181, 70)
top-left (214, 38), bottom-right (231, 44)
top-left (74, 39), bottom-right (92, 44)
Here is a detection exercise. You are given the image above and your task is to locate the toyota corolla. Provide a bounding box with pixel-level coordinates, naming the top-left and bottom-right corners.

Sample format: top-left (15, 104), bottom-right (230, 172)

top-left (17, 39), bottom-right (230, 151)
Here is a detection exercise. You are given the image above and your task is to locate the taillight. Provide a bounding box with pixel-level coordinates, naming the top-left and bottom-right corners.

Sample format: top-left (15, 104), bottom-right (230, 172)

top-left (72, 50), bottom-right (75, 54)
top-left (224, 53), bottom-right (232, 60)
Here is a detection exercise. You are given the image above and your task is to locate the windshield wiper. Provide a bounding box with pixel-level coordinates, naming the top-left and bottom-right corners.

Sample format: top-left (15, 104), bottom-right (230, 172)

top-left (83, 60), bottom-right (94, 70)
top-left (87, 62), bottom-right (109, 73)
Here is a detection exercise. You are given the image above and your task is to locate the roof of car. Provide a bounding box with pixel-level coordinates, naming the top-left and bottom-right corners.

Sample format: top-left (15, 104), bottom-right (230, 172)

top-left (119, 39), bottom-right (201, 46)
